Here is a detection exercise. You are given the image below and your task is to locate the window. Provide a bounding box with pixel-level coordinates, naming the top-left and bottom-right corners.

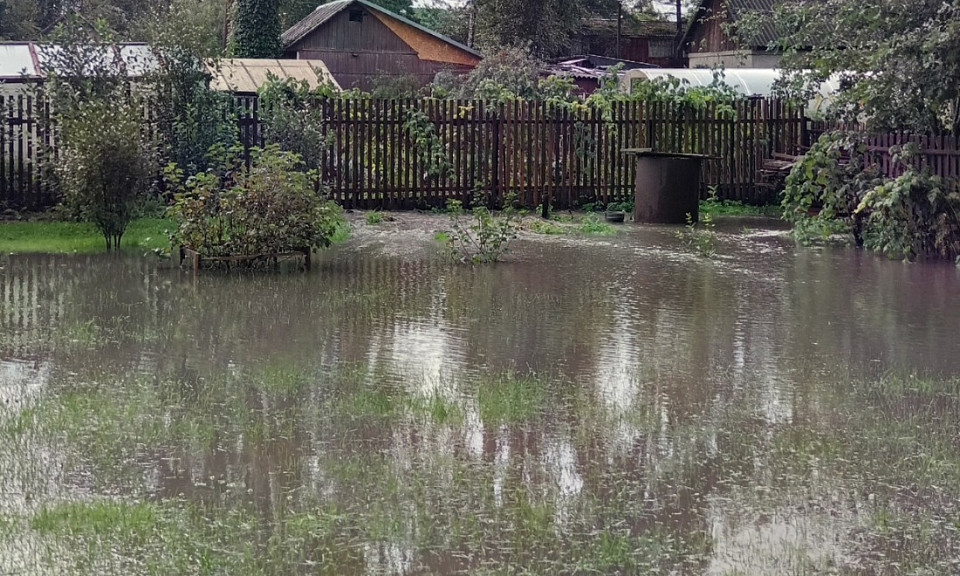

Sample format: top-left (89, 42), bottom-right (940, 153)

top-left (349, 9), bottom-right (363, 22)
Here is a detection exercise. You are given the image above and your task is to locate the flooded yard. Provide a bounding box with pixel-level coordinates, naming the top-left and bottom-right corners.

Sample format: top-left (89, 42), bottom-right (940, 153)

top-left (1, 213), bottom-right (959, 575)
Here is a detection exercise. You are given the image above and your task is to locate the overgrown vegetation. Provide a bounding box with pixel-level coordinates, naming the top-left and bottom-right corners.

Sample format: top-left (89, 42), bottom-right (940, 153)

top-left (258, 74), bottom-right (338, 171)
top-left (229, 0), bottom-right (281, 58)
top-left (166, 145), bottom-right (344, 260)
top-left (440, 198), bottom-right (521, 263)
top-left (781, 133), bottom-right (960, 259)
top-left (750, 0), bottom-right (960, 260)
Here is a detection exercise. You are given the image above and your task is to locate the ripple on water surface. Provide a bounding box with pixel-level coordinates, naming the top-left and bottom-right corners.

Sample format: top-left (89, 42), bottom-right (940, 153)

top-left (1, 217), bottom-right (960, 574)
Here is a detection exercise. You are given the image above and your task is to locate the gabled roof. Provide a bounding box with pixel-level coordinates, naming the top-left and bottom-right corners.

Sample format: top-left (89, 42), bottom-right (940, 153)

top-left (282, 0), bottom-right (481, 58)
top-left (682, 0), bottom-right (779, 51)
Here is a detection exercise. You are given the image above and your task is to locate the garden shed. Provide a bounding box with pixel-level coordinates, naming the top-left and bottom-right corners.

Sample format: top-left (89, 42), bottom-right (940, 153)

top-left (281, 0), bottom-right (482, 90)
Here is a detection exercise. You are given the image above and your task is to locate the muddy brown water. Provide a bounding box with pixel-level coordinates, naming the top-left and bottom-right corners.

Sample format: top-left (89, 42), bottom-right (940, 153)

top-left (2, 214), bottom-right (960, 574)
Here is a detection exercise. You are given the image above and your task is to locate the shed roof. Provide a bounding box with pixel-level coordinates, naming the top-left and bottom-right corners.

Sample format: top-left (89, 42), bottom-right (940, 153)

top-left (0, 42), bottom-right (157, 81)
top-left (282, 0), bottom-right (481, 58)
top-left (208, 59), bottom-right (340, 94)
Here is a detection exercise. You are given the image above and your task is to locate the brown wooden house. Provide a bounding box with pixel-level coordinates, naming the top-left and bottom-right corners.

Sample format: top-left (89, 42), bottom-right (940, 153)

top-left (282, 0), bottom-right (482, 90)
top-left (682, 0), bottom-right (781, 68)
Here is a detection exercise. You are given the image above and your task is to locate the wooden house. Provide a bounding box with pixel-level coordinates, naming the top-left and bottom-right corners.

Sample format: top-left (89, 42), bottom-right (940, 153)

top-left (571, 18), bottom-right (683, 68)
top-left (281, 0), bottom-right (482, 91)
top-left (682, 0), bottom-right (781, 68)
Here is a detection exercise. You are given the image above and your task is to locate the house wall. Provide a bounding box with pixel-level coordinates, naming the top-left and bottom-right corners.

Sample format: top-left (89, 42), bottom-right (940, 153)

top-left (688, 50), bottom-right (781, 69)
top-left (572, 33), bottom-right (683, 67)
top-left (285, 5), bottom-right (477, 91)
top-left (689, 3), bottom-right (739, 54)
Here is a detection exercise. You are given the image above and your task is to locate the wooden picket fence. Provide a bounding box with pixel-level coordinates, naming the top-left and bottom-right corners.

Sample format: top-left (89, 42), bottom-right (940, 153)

top-left (3, 94), bottom-right (805, 211)
top-left (807, 122), bottom-right (960, 181)
top-left (862, 133), bottom-right (960, 180)
top-left (236, 97), bottom-right (806, 209)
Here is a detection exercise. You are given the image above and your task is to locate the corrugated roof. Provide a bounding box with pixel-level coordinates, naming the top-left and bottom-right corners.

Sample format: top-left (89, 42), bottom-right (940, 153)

top-left (0, 42), bottom-right (158, 81)
top-left (208, 59), bottom-right (341, 94)
top-left (727, 0), bottom-right (777, 46)
top-left (282, 0), bottom-right (480, 57)
top-left (682, 0), bottom-right (780, 51)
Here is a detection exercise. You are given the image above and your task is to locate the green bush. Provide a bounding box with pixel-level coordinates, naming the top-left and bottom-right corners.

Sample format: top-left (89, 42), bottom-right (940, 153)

top-left (57, 99), bottom-right (156, 251)
top-left (783, 131), bottom-right (960, 260)
top-left (856, 166), bottom-right (960, 260)
top-left (258, 74), bottom-right (337, 171)
top-left (167, 145), bottom-right (344, 259)
top-left (441, 198), bottom-right (521, 263)
top-left (781, 132), bottom-right (883, 245)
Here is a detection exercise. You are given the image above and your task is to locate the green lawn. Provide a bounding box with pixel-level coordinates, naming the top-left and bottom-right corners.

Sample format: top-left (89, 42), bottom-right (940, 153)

top-left (0, 218), bottom-right (174, 254)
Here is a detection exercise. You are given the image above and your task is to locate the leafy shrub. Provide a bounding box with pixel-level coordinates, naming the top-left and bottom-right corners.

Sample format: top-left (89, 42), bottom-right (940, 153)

top-left (258, 74), bottom-right (337, 171)
top-left (676, 213), bottom-right (717, 258)
top-left (783, 131), bottom-right (960, 260)
top-left (366, 211), bottom-right (384, 225)
top-left (167, 145), bottom-right (344, 259)
top-left (441, 198), bottom-right (521, 263)
top-left (856, 166), bottom-right (960, 260)
top-left (781, 132), bottom-right (883, 244)
top-left (432, 48), bottom-right (543, 102)
top-left (57, 99), bottom-right (156, 251)
top-left (605, 200), bottom-right (634, 213)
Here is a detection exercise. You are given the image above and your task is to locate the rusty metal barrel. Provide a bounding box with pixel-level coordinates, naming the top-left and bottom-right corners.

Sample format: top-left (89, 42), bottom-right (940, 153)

top-left (622, 149), bottom-right (714, 224)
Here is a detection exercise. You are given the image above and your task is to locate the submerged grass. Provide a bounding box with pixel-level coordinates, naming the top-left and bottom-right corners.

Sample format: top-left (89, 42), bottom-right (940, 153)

top-left (699, 197), bottom-right (780, 217)
top-left (5, 349), bottom-right (960, 575)
top-left (0, 218), bottom-right (174, 253)
top-left (476, 371), bottom-right (547, 423)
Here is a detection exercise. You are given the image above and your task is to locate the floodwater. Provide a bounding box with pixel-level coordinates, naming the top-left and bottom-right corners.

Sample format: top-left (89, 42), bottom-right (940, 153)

top-left (1, 214), bottom-right (960, 575)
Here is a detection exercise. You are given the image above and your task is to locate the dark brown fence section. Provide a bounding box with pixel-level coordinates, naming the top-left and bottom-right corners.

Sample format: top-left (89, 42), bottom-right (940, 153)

top-left (863, 133), bottom-right (960, 181)
top-left (1, 95), bottom-right (56, 212)
top-left (4, 96), bottom-right (805, 211)
top-left (236, 97), bottom-right (806, 209)
top-left (807, 123), bottom-right (960, 182)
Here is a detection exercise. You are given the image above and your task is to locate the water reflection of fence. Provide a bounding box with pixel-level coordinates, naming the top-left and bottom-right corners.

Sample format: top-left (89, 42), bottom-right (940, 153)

top-left (2, 95), bottom-right (805, 211)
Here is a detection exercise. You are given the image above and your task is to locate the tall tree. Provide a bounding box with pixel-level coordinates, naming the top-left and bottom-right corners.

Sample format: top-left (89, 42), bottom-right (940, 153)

top-left (231, 0), bottom-right (281, 58)
top-left (754, 0), bottom-right (960, 133)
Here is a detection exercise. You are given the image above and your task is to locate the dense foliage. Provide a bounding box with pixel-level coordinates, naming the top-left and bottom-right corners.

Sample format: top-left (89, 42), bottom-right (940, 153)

top-left (753, 0), bottom-right (960, 134)
top-left (167, 146), bottom-right (344, 258)
top-left (147, 5), bottom-right (238, 177)
top-left (57, 99), bottom-right (156, 251)
top-left (760, 0), bottom-right (960, 260)
top-left (781, 134), bottom-right (960, 260)
top-left (230, 0), bottom-right (281, 58)
top-left (258, 74), bottom-right (338, 170)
